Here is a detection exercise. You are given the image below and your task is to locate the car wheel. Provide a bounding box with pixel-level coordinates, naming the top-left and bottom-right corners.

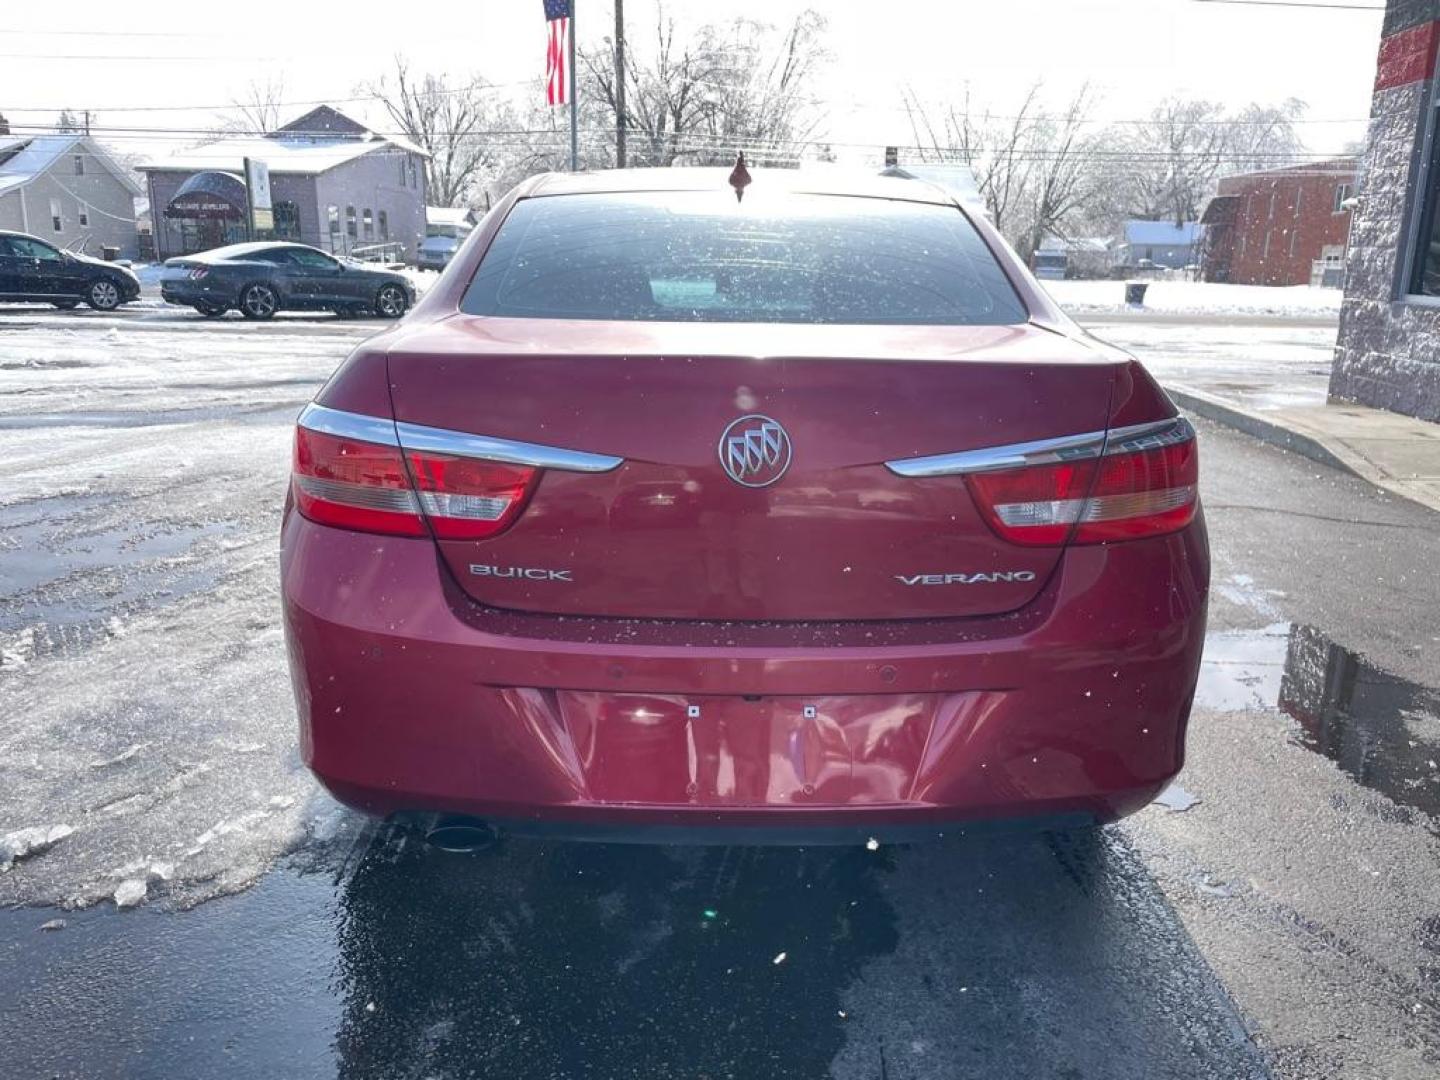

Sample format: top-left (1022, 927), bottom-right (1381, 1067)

top-left (195, 303), bottom-right (226, 318)
top-left (374, 284), bottom-right (408, 319)
top-left (52, 299), bottom-right (80, 310)
top-left (239, 283), bottom-right (278, 321)
top-left (86, 278), bottom-right (121, 311)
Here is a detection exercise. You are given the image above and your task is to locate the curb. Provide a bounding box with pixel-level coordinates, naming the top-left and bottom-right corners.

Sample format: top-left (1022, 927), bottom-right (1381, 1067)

top-left (1164, 383), bottom-right (1440, 515)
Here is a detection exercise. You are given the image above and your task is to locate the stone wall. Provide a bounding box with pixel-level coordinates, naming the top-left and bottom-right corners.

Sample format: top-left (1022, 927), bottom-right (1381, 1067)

top-left (1330, 3), bottom-right (1440, 421)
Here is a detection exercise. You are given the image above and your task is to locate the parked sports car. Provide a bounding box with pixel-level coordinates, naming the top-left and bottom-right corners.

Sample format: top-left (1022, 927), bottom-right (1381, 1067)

top-left (159, 242), bottom-right (415, 320)
top-left (281, 167), bottom-right (1209, 844)
top-left (0, 230), bottom-right (140, 310)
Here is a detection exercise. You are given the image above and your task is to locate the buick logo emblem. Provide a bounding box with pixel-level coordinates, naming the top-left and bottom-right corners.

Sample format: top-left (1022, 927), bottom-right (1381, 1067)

top-left (718, 415), bottom-right (792, 488)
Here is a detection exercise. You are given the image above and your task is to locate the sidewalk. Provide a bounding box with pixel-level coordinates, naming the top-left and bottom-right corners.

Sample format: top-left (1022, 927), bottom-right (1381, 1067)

top-left (1166, 384), bottom-right (1440, 514)
top-left (1078, 315), bottom-right (1440, 515)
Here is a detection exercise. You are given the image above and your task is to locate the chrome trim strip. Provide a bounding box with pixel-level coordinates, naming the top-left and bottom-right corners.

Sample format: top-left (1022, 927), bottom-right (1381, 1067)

top-left (297, 402), bottom-right (400, 447)
top-left (1102, 416), bottom-right (1195, 454)
top-left (885, 429), bottom-right (1107, 477)
top-left (298, 403), bottom-right (625, 473)
top-left (396, 420), bottom-right (624, 473)
top-left (884, 416), bottom-right (1193, 478)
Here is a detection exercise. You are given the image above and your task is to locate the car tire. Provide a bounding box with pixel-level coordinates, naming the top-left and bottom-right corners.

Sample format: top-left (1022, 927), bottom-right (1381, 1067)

top-left (195, 303), bottom-right (226, 318)
top-left (239, 283), bottom-right (278, 321)
top-left (374, 284), bottom-right (408, 319)
top-left (52, 299), bottom-right (80, 310)
top-left (86, 278), bottom-right (122, 311)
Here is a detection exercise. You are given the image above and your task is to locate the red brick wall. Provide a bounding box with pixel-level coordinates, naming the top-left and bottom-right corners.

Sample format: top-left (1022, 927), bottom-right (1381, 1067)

top-left (1213, 166), bottom-right (1356, 287)
top-left (1374, 18), bottom-right (1440, 92)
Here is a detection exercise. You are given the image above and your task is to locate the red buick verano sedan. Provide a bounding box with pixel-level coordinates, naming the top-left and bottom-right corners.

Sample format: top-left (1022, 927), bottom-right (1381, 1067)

top-left (281, 167), bottom-right (1209, 843)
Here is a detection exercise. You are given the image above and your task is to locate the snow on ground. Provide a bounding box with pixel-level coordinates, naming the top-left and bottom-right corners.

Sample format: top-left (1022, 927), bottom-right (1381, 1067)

top-left (1043, 279), bottom-right (1342, 319)
top-left (0, 315), bottom-right (377, 909)
top-left (1085, 319), bottom-right (1338, 411)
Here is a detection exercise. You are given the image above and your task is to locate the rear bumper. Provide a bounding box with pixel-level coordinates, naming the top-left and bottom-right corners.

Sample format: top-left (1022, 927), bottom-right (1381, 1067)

top-left (281, 511), bottom-right (1209, 833)
top-left (160, 280), bottom-right (228, 306)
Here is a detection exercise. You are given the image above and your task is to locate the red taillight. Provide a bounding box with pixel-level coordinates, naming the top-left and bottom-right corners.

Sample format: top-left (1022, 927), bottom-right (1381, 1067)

top-left (292, 426), bottom-right (538, 539)
top-left (189, 267), bottom-right (209, 281)
top-left (293, 427), bottom-right (426, 536)
top-left (967, 429), bottom-right (1198, 546)
top-left (405, 450), bottom-right (536, 540)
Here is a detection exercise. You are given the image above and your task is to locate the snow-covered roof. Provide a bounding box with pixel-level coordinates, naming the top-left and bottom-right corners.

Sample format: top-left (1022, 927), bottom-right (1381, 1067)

top-left (277, 105), bottom-right (429, 159)
top-left (1037, 235), bottom-right (1113, 254)
top-left (139, 134), bottom-right (397, 175)
top-left (139, 104), bottom-right (429, 176)
top-left (0, 133), bottom-right (142, 197)
top-left (426, 205), bottom-right (477, 228)
top-left (1124, 220), bottom-right (1203, 247)
top-left (879, 163), bottom-right (985, 210)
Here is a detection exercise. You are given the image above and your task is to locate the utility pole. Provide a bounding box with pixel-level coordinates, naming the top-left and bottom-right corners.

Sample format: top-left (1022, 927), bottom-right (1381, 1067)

top-left (569, 1), bottom-right (579, 171)
top-left (614, 0), bottom-right (626, 168)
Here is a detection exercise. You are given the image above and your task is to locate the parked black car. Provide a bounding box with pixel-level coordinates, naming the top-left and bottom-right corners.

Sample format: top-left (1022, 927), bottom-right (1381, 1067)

top-left (0, 230), bottom-right (141, 311)
top-left (159, 242), bottom-right (415, 320)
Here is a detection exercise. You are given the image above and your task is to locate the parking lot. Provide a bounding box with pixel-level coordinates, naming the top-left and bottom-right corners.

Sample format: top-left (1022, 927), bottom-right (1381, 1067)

top-left (1, 303), bottom-right (1436, 1078)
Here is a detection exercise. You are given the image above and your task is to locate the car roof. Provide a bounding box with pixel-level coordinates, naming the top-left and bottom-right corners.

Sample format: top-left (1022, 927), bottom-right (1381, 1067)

top-left (523, 166), bottom-right (958, 206)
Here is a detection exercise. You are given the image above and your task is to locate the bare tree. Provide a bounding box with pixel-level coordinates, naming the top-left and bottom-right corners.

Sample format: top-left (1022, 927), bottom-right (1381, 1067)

top-left (581, 8), bottom-right (828, 168)
top-left (365, 58), bottom-right (515, 207)
top-left (226, 77), bottom-right (288, 134)
top-left (905, 82), bottom-right (1101, 261)
top-left (1090, 96), bottom-right (1307, 228)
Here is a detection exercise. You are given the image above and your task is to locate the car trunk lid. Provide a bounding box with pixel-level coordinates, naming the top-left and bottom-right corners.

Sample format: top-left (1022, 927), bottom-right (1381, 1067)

top-left (386, 316), bottom-right (1119, 621)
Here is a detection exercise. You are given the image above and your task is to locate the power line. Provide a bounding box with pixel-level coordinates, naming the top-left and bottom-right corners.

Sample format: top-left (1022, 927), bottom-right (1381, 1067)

top-left (1187, 0), bottom-right (1382, 9)
top-left (1, 120), bottom-right (1357, 165)
top-left (0, 28), bottom-right (214, 37)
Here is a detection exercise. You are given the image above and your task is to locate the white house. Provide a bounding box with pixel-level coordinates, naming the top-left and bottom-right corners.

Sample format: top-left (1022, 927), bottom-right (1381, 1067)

top-left (0, 134), bottom-right (143, 258)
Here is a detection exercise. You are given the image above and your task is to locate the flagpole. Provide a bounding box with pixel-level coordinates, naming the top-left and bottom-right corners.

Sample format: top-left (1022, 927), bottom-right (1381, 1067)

top-left (569, 1), bottom-right (579, 171)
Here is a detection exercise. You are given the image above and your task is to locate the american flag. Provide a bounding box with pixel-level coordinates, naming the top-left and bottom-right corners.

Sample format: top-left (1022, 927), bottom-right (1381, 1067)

top-left (543, 0), bottom-right (572, 107)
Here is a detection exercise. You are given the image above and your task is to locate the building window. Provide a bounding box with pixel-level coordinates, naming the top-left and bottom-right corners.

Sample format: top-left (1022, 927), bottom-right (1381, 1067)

top-left (50, 198), bottom-right (62, 231)
top-left (378, 210), bottom-right (389, 241)
top-left (74, 154), bottom-right (84, 176)
top-left (1333, 183), bottom-right (1354, 215)
top-left (399, 156), bottom-right (407, 186)
top-left (1409, 81), bottom-right (1440, 295)
top-left (78, 204), bottom-right (89, 227)
top-left (408, 158), bottom-right (417, 188)
top-left (274, 200), bottom-right (301, 241)
top-left (346, 205), bottom-right (357, 239)
top-left (327, 205), bottom-right (339, 234)
top-left (363, 208), bottom-right (374, 241)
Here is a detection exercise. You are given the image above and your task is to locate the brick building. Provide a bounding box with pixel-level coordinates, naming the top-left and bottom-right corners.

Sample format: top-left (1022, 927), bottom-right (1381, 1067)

top-left (1201, 161), bottom-right (1357, 287)
top-left (1332, 2), bottom-right (1440, 421)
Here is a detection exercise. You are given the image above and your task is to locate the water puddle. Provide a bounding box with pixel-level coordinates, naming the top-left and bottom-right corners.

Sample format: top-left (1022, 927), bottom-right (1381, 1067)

top-left (0, 494), bottom-right (237, 653)
top-left (1198, 623), bottom-right (1440, 822)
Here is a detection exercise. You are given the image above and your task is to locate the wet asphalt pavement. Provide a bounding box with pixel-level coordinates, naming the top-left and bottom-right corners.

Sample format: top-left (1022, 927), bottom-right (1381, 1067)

top-left (3, 827), bottom-right (1268, 1079)
top-left (2, 309), bottom-right (1439, 1079)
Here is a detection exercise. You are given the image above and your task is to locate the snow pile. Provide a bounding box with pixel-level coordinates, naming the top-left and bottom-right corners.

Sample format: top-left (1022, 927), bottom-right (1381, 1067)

top-left (1044, 280), bottom-right (1343, 319)
top-left (1, 825), bottom-right (74, 872)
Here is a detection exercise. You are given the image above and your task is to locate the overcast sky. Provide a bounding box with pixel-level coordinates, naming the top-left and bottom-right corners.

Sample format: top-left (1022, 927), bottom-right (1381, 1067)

top-left (1, 0), bottom-right (1384, 160)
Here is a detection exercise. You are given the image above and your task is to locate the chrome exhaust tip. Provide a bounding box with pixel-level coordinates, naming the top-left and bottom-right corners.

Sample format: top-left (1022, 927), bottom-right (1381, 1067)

top-left (424, 817), bottom-right (501, 853)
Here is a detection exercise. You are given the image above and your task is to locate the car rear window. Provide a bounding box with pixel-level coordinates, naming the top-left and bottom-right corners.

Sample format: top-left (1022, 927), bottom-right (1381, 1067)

top-left (460, 190), bottom-right (1028, 325)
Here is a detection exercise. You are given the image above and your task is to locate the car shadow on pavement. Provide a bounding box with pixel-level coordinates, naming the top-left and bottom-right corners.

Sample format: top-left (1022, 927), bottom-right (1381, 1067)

top-left (323, 825), bottom-right (1266, 1080)
top-left (0, 823), bottom-right (1269, 1079)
